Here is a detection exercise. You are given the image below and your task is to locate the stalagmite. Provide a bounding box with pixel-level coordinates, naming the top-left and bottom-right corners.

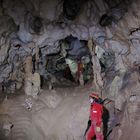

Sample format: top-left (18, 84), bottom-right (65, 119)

top-left (31, 72), bottom-right (41, 98)
top-left (24, 40), bottom-right (41, 98)
top-left (79, 71), bottom-right (84, 86)
top-left (24, 55), bottom-right (33, 96)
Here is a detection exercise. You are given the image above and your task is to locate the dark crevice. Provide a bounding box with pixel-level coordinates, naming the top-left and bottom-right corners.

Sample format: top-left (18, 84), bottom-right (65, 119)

top-left (129, 27), bottom-right (140, 35)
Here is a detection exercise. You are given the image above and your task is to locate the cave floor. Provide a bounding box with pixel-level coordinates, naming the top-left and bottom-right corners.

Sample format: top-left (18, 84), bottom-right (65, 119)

top-left (0, 82), bottom-right (94, 140)
top-left (0, 81), bottom-right (139, 140)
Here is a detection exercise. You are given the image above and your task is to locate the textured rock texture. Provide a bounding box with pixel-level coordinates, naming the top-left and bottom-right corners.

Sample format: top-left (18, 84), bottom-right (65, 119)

top-left (0, 0), bottom-right (140, 140)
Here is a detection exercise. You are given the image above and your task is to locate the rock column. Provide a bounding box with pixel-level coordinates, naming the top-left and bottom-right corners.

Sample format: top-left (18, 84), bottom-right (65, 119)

top-left (24, 55), bottom-right (33, 96)
top-left (88, 39), bottom-right (104, 96)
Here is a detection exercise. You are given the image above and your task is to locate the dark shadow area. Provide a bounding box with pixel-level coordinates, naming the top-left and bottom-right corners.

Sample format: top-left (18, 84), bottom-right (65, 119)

top-left (63, 0), bottom-right (86, 20)
top-left (40, 35), bottom-right (93, 88)
top-left (103, 107), bottom-right (110, 140)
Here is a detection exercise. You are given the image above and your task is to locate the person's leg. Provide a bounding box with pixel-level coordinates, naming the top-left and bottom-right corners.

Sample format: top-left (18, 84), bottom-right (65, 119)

top-left (86, 126), bottom-right (95, 140)
top-left (95, 130), bottom-right (104, 140)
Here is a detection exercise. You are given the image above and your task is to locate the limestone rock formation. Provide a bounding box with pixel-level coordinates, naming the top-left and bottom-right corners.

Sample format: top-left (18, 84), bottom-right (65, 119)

top-left (0, 0), bottom-right (140, 140)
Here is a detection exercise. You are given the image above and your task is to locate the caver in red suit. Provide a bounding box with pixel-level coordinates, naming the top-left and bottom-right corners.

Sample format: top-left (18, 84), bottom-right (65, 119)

top-left (86, 93), bottom-right (104, 140)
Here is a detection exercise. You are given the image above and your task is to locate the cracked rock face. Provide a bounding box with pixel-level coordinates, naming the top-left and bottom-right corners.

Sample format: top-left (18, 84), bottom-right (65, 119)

top-left (0, 0), bottom-right (140, 140)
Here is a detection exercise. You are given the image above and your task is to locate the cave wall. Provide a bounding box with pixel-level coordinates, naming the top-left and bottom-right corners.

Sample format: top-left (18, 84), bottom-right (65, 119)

top-left (0, 0), bottom-right (139, 86)
top-left (0, 0), bottom-right (139, 90)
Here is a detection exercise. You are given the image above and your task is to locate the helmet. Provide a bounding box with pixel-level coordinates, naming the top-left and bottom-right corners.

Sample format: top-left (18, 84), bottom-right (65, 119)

top-left (89, 93), bottom-right (99, 100)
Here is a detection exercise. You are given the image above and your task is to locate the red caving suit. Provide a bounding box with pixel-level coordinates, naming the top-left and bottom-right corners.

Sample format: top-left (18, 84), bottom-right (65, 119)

top-left (86, 102), bottom-right (104, 140)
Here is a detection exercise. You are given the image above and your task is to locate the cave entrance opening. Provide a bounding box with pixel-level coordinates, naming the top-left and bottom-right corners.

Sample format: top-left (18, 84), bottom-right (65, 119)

top-left (41, 35), bottom-right (93, 89)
